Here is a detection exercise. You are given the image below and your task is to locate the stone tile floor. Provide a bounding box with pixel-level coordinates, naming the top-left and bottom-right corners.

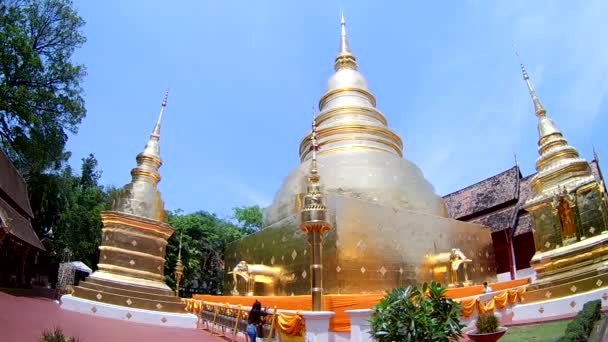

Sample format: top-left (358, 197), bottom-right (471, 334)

top-left (0, 290), bottom-right (228, 342)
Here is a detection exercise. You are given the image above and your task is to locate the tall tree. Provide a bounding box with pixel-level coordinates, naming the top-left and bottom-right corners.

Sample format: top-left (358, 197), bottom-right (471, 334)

top-left (164, 211), bottom-right (245, 296)
top-left (0, 0), bottom-right (86, 175)
top-left (50, 154), bottom-right (106, 268)
top-left (232, 205), bottom-right (264, 234)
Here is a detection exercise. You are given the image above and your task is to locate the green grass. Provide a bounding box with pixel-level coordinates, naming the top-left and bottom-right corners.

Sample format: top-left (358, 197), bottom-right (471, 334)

top-left (500, 320), bottom-right (571, 342)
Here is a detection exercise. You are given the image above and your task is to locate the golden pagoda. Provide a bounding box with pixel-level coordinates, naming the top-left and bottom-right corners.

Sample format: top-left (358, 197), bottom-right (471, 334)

top-left (299, 115), bottom-right (332, 310)
top-left (225, 16), bottom-right (497, 296)
top-left (519, 64), bottom-right (608, 301)
top-left (264, 15), bottom-right (446, 225)
top-left (61, 93), bottom-right (194, 326)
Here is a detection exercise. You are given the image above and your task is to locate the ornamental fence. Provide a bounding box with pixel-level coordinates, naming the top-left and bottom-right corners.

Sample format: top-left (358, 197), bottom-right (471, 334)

top-left (184, 299), bottom-right (304, 342)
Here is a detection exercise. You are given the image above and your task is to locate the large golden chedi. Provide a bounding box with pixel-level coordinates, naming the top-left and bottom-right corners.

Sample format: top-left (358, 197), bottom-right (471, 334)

top-left (68, 94), bottom-right (185, 313)
top-left (225, 17), bottom-right (496, 296)
top-left (263, 16), bottom-right (446, 226)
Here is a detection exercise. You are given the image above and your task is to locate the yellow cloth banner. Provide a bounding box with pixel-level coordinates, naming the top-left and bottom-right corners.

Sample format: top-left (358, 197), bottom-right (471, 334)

top-left (458, 287), bottom-right (526, 317)
top-left (189, 279), bottom-right (530, 331)
top-left (277, 311), bottom-right (305, 336)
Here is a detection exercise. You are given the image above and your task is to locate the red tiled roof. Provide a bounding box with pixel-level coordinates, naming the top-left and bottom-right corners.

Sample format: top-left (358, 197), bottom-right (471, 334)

top-left (471, 205), bottom-right (517, 233)
top-left (443, 166), bottom-right (520, 220)
top-left (590, 160), bottom-right (604, 185)
top-left (0, 196), bottom-right (45, 250)
top-left (513, 212), bottom-right (534, 236)
top-left (0, 148), bottom-right (44, 251)
top-left (0, 148), bottom-right (34, 218)
top-left (518, 174), bottom-right (536, 204)
top-left (443, 160), bottom-right (605, 237)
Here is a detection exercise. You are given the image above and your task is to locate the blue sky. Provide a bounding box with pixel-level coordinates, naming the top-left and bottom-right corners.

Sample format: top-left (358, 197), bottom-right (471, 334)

top-left (67, 0), bottom-right (608, 220)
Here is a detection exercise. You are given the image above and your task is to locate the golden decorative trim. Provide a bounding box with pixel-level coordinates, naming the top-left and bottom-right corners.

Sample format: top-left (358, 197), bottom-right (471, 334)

top-left (299, 124), bottom-right (403, 159)
top-left (317, 145), bottom-right (396, 157)
top-left (319, 88), bottom-right (377, 108)
top-left (576, 182), bottom-right (600, 195)
top-left (524, 273), bottom-right (608, 304)
top-left (130, 168), bottom-right (161, 183)
top-left (538, 138), bottom-right (567, 155)
top-left (73, 286), bottom-right (184, 313)
top-left (135, 154), bottom-right (162, 168)
top-left (97, 263), bottom-right (164, 281)
top-left (102, 227), bottom-right (168, 245)
top-left (99, 245), bottom-right (166, 263)
top-left (532, 167), bottom-right (593, 192)
top-left (300, 136), bottom-right (403, 160)
top-left (536, 150), bottom-right (580, 170)
top-left (316, 106), bottom-right (388, 126)
top-left (101, 212), bottom-right (173, 238)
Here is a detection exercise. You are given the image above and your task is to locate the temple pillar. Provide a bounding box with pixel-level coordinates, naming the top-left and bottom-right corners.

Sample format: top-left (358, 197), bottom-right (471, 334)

top-left (345, 309), bottom-right (373, 342)
top-left (301, 311), bottom-right (335, 342)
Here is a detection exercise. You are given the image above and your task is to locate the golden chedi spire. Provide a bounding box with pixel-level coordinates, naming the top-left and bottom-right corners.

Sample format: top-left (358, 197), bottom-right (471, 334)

top-left (66, 91), bottom-right (186, 316)
top-left (300, 112), bottom-right (330, 230)
top-left (520, 64), bottom-right (594, 207)
top-left (335, 12), bottom-right (357, 71)
top-left (304, 12), bottom-right (403, 160)
top-left (112, 91), bottom-right (169, 222)
top-left (265, 15), bottom-right (446, 226)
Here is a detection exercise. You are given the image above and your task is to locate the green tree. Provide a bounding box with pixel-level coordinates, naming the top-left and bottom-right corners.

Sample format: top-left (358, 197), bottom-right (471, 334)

top-left (50, 154), bottom-right (106, 268)
top-left (28, 167), bottom-right (75, 237)
top-left (164, 211), bottom-right (245, 296)
top-left (232, 205), bottom-right (264, 234)
top-left (103, 184), bottom-right (122, 210)
top-left (0, 0), bottom-right (87, 176)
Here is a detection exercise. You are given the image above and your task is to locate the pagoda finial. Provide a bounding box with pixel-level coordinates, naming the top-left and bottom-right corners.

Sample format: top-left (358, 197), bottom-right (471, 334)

top-left (111, 91), bottom-right (170, 222)
top-left (152, 90), bottom-right (169, 138)
top-left (310, 107), bottom-right (320, 178)
top-left (335, 11), bottom-right (357, 71)
top-left (516, 51), bottom-right (546, 117)
top-left (340, 11), bottom-right (350, 54)
top-left (594, 145), bottom-right (600, 164)
top-left (177, 230), bottom-right (183, 260)
top-left (139, 91), bottom-right (169, 162)
top-left (514, 153), bottom-right (520, 169)
top-left (174, 230), bottom-right (184, 297)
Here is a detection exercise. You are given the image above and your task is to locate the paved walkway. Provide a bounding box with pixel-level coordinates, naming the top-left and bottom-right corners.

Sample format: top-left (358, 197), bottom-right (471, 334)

top-left (0, 291), bottom-right (226, 342)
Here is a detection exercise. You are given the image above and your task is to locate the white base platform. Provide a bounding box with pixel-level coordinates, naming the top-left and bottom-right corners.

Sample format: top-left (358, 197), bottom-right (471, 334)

top-left (60, 295), bottom-right (198, 329)
top-left (511, 286), bottom-right (608, 323)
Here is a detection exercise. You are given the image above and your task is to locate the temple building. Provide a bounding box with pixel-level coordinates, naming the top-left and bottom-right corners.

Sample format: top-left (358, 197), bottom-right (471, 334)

top-left (225, 16), bottom-right (496, 296)
top-left (0, 148), bottom-right (45, 287)
top-left (443, 64), bottom-right (607, 283)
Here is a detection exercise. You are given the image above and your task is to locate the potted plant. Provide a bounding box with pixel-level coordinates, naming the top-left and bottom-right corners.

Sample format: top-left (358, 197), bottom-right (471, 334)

top-left (41, 327), bottom-right (81, 342)
top-left (370, 281), bottom-right (465, 341)
top-left (466, 313), bottom-right (508, 342)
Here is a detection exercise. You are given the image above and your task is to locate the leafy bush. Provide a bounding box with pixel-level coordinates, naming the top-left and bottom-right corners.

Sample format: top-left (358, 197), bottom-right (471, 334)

top-left (555, 299), bottom-right (602, 342)
top-left (40, 327), bottom-right (80, 342)
top-left (370, 281), bottom-right (465, 341)
top-left (476, 313), bottom-right (499, 334)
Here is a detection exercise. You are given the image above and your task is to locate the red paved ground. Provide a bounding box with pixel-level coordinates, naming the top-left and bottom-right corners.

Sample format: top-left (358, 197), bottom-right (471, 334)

top-left (0, 291), bottom-right (227, 342)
